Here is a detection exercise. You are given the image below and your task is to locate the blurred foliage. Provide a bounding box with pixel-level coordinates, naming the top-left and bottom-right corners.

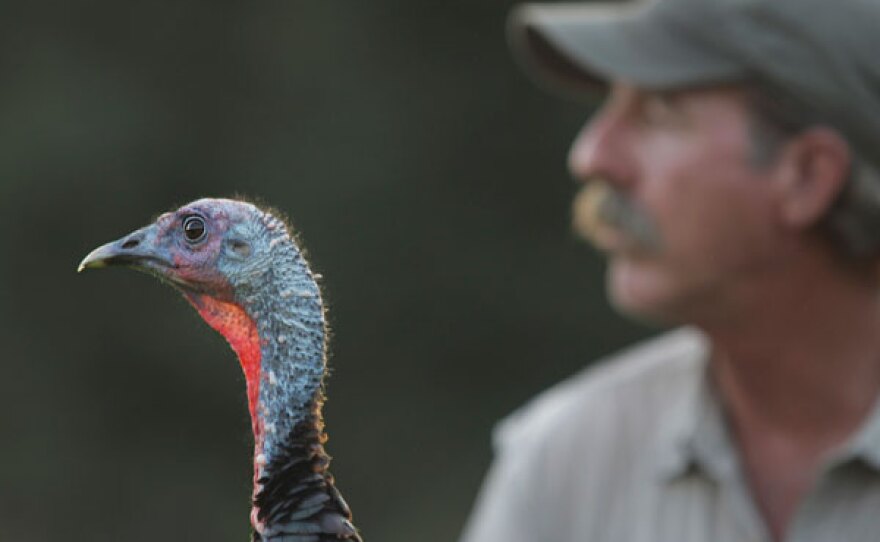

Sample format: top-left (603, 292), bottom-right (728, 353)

top-left (0, 1), bottom-right (650, 541)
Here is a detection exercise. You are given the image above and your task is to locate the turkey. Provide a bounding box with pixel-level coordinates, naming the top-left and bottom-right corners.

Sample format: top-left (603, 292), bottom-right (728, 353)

top-left (79, 198), bottom-right (362, 542)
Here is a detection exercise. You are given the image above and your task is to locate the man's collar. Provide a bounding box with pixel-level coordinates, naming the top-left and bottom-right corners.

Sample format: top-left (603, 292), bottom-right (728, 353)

top-left (834, 394), bottom-right (880, 471)
top-left (653, 348), bottom-right (737, 482)
top-left (654, 335), bottom-right (880, 481)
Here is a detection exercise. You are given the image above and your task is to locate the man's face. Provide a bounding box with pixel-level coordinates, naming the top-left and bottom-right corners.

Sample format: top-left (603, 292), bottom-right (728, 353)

top-left (570, 83), bottom-right (788, 324)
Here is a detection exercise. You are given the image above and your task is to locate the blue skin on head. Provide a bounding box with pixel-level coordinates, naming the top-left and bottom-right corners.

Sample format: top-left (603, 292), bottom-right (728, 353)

top-left (81, 197), bottom-right (328, 467)
top-left (81, 198), bottom-right (360, 540)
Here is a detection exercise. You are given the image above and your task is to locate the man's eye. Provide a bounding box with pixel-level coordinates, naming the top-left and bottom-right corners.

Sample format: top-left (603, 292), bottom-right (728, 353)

top-left (640, 95), bottom-right (679, 125)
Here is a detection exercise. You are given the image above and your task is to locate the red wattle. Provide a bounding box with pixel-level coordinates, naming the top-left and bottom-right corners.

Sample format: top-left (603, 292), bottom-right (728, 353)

top-left (185, 293), bottom-right (263, 440)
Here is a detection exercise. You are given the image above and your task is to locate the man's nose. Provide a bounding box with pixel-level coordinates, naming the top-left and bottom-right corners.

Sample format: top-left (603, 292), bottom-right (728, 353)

top-left (567, 109), bottom-right (635, 188)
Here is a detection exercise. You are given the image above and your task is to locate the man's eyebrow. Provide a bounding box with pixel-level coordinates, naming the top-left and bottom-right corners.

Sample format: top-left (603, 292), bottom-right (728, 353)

top-left (642, 89), bottom-right (684, 107)
top-left (631, 89), bottom-right (687, 118)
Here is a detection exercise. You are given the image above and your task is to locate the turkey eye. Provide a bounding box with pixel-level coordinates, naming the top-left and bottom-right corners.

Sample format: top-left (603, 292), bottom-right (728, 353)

top-left (183, 216), bottom-right (207, 242)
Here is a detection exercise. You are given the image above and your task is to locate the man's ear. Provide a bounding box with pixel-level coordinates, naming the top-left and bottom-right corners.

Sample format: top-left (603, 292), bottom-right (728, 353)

top-left (773, 127), bottom-right (851, 229)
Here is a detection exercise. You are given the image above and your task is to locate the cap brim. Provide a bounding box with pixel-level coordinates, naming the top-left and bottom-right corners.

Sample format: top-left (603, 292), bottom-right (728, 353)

top-left (508, 2), bottom-right (746, 99)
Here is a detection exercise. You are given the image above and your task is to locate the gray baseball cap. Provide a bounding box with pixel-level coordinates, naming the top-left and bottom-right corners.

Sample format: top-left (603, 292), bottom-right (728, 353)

top-left (508, 0), bottom-right (880, 166)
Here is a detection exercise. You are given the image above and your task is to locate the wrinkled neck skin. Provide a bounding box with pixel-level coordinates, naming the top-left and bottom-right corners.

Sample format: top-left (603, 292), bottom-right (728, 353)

top-left (185, 223), bottom-right (326, 536)
top-left (235, 239), bottom-right (326, 463)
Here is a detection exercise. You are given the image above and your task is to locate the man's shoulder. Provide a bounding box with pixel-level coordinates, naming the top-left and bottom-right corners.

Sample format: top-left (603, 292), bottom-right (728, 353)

top-left (494, 327), bottom-right (708, 450)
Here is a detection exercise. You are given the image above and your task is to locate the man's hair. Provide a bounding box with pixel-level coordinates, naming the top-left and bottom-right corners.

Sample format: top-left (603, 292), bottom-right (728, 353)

top-left (746, 84), bottom-right (880, 261)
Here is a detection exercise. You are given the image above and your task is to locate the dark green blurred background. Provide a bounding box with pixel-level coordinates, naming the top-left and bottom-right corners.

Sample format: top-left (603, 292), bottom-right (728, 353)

top-left (0, 2), bottom-right (652, 541)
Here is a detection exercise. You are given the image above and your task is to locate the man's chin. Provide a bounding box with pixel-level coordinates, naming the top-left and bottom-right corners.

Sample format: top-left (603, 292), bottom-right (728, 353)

top-left (605, 257), bottom-right (680, 326)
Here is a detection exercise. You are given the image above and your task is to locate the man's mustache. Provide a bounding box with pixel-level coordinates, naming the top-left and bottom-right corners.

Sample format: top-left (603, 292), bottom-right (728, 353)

top-left (572, 181), bottom-right (661, 253)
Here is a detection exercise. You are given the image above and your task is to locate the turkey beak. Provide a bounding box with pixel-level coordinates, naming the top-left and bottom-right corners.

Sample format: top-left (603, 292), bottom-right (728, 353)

top-left (78, 224), bottom-right (174, 273)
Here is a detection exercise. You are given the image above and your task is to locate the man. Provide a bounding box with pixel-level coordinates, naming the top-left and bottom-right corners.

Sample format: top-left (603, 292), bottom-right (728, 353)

top-left (460, 0), bottom-right (880, 541)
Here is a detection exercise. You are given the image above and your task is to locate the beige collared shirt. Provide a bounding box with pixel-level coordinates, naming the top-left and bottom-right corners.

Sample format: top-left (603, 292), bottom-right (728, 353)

top-left (460, 328), bottom-right (880, 542)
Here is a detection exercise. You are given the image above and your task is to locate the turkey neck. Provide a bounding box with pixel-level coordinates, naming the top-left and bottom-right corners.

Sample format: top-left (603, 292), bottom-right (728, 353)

top-left (182, 216), bottom-right (358, 540)
top-left (218, 226), bottom-right (329, 534)
top-left (238, 241), bottom-right (325, 458)
top-left (237, 240), bottom-right (326, 467)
